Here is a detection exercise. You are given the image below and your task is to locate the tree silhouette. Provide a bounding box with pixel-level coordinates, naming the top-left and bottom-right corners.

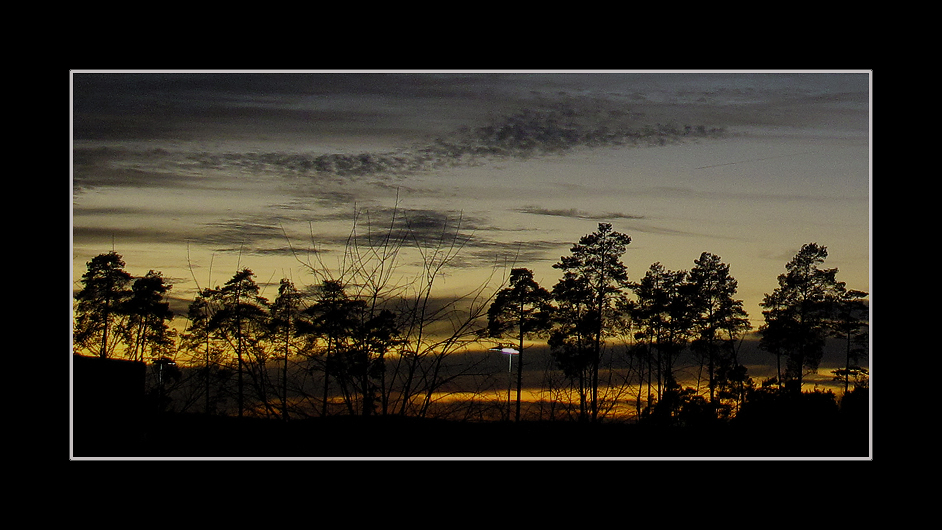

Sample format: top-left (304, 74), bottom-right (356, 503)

top-left (630, 263), bottom-right (691, 409)
top-left (122, 270), bottom-right (175, 363)
top-left (284, 205), bottom-right (498, 420)
top-left (205, 269), bottom-right (270, 417)
top-left (687, 252), bottom-right (751, 414)
top-left (303, 280), bottom-right (365, 416)
top-left (548, 270), bottom-right (596, 420)
top-left (305, 282), bottom-right (401, 417)
top-left (351, 308), bottom-right (400, 416)
top-left (759, 243), bottom-right (843, 393)
top-left (269, 278), bottom-right (307, 421)
top-left (487, 268), bottom-right (553, 421)
top-left (829, 287), bottom-right (869, 393)
top-left (74, 252), bottom-right (133, 359)
top-left (647, 376), bottom-right (711, 427)
top-left (551, 223), bottom-right (632, 422)
top-left (72, 221), bottom-right (871, 454)
top-left (183, 287), bottom-right (229, 415)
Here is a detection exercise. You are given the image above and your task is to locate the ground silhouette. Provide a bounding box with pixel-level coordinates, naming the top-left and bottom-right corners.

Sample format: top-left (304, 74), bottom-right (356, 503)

top-left (73, 409), bottom-right (869, 459)
top-left (71, 355), bottom-right (869, 459)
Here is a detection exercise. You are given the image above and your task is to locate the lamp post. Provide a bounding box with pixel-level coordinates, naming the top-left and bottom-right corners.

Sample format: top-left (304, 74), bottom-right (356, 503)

top-left (489, 345), bottom-right (519, 421)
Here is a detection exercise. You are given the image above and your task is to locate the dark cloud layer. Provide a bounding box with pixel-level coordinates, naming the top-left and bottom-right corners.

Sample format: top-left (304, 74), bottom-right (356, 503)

top-left (72, 71), bottom-right (867, 148)
top-left (72, 72), bottom-right (737, 198)
top-left (72, 71), bottom-right (870, 268)
top-left (178, 103), bottom-right (727, 183)
top-left (73, 72), bottom-right (520, 143)
top-left (72, 71), bottom-right (868, 203)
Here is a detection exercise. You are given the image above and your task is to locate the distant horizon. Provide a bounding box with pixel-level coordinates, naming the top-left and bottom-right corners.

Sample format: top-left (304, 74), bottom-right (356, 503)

top-left (71, 331), bottom-right (862, 424)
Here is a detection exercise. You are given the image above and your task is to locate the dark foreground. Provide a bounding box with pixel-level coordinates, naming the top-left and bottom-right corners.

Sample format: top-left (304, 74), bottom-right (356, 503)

top-left (72, 412), bottom-right (870, 459)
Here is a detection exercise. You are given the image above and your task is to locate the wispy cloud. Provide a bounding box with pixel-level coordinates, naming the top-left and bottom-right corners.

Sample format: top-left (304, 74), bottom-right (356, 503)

top-left (203, 206), bottom-right (493, 258)
top-left (72, 226), bottom-right (182, 246)
top-left (273, 203), bottom-right (570, 269)
top-left (512, 204), bottom-right (743, 241)
top-left (458, 238), bottom-right (569, 270)
top-left (199, 217), bottom-right (291, 251)
top-left (514, 206), bottom-right (644, 221)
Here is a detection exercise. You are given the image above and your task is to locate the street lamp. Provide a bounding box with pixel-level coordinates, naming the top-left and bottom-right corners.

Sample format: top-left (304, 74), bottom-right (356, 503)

top-left (489, 345), bottom-right (519, 421)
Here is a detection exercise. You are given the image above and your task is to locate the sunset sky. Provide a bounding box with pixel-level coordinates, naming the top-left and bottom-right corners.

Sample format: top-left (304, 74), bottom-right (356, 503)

top-left (70, 70), bottom-right (871, 334)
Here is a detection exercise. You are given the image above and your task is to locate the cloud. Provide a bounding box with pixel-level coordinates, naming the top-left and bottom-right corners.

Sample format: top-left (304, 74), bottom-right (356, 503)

top-left (72, 72), bottom-right (510, 144)
top-left (200, 218), bottom-right (289, 249)
top-left (72, 225), bottom-right (184, 247)
top-left (73, 147), bottom-right (187, 192)
top-left (178, 102), bottom-right (728, 183)
top-left (344, 207), bottom-right (490, 250)
top-left (224, 205), bottom-right (494, 261)
top-left (72, 145), bottom-right (241, 197)
top-left (73, 76), bottom-right (732, 198)
top-left (458, 238), bottom-right (569, 270)
top-left (512, 204), bottom-right (743, 241)
top-left (271, 203), bottom-right (571, 270)
top-left (514, 206), bottom-right (644, 221)
top-left (435, 105), bottom-right (727, 160)
top-left (73, 72), bottom-right (866, 154)
top-left (635, 185), bottom-right (866, 204)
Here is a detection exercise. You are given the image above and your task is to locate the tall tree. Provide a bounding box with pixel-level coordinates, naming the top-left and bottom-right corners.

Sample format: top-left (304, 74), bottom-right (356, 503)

top-left (183, 287), bottom-right (229, 415)
top-left (122, 270), bottom-right (175, 363)
top-left (207, 269), bottom-right (270, 417)
top-left (759, 243), bottom-right (843, 393)
top-left (304, 280), bottom-right (364, 416)
top-left (487, 268), bottom-right (553, 421)
top-left (350, 308), bottom-right (400, 416)
top-left (630, 262), bottom-right (692, 408)
top-left (74, 252), bottom-right (133, 359)
top-left (829, 287), bottom-right (869, 394)
top-left (548, 271), bottom-right (596, 420)
top-left (687, 252), bottom-right (751, 411)
top-left (552, 223), bottom-right (632, 422)
top-left (269, 278), bottom-right (306, 421)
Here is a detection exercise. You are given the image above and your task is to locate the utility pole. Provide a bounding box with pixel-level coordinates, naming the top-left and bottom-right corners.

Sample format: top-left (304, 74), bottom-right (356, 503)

top-left (516, 299), bottom-right (524, 422)
top-left (491, 345), bottom-right (519, 421)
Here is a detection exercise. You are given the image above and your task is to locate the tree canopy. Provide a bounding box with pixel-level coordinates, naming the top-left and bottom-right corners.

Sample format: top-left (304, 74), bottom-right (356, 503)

top-left (759, 243), bottom-right (851, 393)
top-left (73, 232), bottom-right (867, 427)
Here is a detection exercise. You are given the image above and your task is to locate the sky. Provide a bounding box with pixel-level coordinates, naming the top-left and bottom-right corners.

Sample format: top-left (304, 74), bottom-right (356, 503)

top-left (71, 70), bottom-right (871, 335)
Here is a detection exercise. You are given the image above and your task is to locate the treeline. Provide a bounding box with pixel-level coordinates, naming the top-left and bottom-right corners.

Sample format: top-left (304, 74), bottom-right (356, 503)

top-left (72, 221), bottom-right (869, 425)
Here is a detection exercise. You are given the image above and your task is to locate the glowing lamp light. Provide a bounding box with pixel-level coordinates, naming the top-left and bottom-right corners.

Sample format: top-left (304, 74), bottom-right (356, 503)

top-left (489, 345), bottom-right (521, 420)
top-left (489, 345), bottom-right (520, 374)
